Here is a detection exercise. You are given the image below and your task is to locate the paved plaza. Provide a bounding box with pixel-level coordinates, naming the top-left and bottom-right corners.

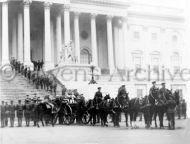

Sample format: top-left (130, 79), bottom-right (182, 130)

top-left (0, 119), bottom-right (189, 144)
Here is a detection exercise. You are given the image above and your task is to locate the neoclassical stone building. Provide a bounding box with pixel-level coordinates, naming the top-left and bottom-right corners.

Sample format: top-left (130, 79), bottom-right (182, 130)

top-left (0, 0), bottom-right (189, 108)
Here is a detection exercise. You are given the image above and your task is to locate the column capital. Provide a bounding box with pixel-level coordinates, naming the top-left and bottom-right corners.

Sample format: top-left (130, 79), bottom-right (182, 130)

top-left (74, 11), bottom-right (80, 17)
top-left (23, 0), bottom-right (32, 6)
top-left (106, 15), bottom-right (113, 20)
top-left (91, 13), bottom-right (97, 18)
top-left (64, 4), bottom-right (70, 11)
top-left (2, 1), bottom-right (8, 4)
top-left (53, 5), bottom-right (63, 16)
top-left (44, 2), bottom-right (52, 8)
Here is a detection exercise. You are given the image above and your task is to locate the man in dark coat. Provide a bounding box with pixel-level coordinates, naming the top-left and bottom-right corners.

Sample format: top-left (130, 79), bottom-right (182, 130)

top-left (93, 87), bottom-right (103, 123)
top-left (62, 85), bottom-right (67, 97)
top-left (159, 82), bottom-right (167, 102)
top-left (24, 66), bottom-right (28, 77)
top-left (4, 102), bottom-right (9, 127)
top-left (9, 100), bottom-right (16, 127)
top-left (0, 101), bottom-right (5, 128)
top-left (181, 99), bottom-right (187, 119)
top-left (24, 100), bottom-right (32, 127)
top-left (149, 81), bottom-right (158, 96)
top-left (16, 100), bottom-right (24, 127)
top-left (27, 67), bottom-right (31, 82)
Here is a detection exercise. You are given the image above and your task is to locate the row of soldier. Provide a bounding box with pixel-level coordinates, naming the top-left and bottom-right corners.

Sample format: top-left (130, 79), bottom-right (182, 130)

top-left (0, 95), bottom-right (42, 128)
top-left (10, 58), bottom-right (57, 95)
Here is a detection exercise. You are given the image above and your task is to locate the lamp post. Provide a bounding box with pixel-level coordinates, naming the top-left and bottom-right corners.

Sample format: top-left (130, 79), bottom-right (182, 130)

top-left (89, 63), bottom-right (97, 84)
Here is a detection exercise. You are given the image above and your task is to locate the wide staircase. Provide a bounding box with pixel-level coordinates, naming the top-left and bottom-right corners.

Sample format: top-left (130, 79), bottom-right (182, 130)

top-left (0, 72), bottom-right (56, 103)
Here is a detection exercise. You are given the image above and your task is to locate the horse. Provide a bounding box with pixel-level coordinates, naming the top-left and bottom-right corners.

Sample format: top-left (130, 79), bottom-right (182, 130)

top-left (113, 92), bottom-right (130, 127)
top-left (128, 97), bottom-right (145, 128)
top-left (34, 101), bottom-right (58, 127)
top-left (99, 94), bottom-right (115, 127)
top-left (86, 99), bottom-right (98, 126)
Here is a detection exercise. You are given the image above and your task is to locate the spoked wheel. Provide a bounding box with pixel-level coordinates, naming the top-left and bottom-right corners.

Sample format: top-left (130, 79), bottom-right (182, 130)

top-left (63, 114), bottom-right (72, 125)
top-left (81, 112), bottom-right (90, 124)
top-left (63, 104), bottom-right (72, 125)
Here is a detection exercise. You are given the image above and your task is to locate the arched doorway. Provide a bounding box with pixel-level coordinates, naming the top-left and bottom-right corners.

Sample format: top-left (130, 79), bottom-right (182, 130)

top-left (80, 48), bottom-right (91, 64)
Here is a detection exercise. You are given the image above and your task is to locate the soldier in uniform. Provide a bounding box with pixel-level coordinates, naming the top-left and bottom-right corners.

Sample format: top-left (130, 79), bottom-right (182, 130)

top-left (24, 66), bottom-right (28, 77)
top-left (158, 82), bottom-right (167, 128)
top-left (0, 101), bottom-right (5, 128)
top-left (181, 99), bottom-right (187, 119)
top-left (61, 85), bottom-right (67, 97)
top-left (9, 100), bottom-right (16, 127)
top-left (4, 102), bottom-right (9, 127)
top-left (159, 82), bottom-right (167, 101)
top-left (149, 81), bottom-right (158, 96)
top-left (27, 67), bottom-right (31, 82)
top-left (16, 100), bottom-right (24, 127)
top-left (24, 99), bottom-right (31, 127)
top-left (18, 61), bottom-right (21, 73)
top-left (21, 63), bottom-right (24, 75)
top-left (93, 87), bottom-right (103, 123)
top-left (25, 95), bottom-right (31, 103)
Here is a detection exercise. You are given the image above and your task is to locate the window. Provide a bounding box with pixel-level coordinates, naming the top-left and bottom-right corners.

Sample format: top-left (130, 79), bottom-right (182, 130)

top-left (80, 49), bottom-right (91, 64)
top-left (171, 52), bottom-right (180, 71)
top-left (151, 33), bottom-right (157, 41)
top-left (150, 51), bottom-right (160, 69)
top-left (137, 89), bottom-right (143, 98)
top-left (133, 31), bottom-right (140, 40)
top-left (132, 51), bottom-right (143, 69)
top-left (134, 57), bottom-right (141, 69)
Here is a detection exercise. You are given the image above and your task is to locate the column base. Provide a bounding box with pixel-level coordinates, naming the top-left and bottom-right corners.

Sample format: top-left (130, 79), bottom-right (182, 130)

top-left (44, 62), bottom-right (54, 71)
top-left (2, 60), bottom-right (10, 65)
top-left (109, 67), bottom-right (115, 75)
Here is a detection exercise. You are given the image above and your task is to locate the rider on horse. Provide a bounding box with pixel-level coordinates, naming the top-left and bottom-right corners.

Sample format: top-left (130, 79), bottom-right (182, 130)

top-left (44, 95), bottom-right (56, 113)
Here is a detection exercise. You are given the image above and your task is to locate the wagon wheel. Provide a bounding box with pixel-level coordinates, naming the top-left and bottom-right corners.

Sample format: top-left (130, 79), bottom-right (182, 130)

top-left (81, 111), bottom-right (90, 124)
top-left (63, 104), bottom-right (73, 125)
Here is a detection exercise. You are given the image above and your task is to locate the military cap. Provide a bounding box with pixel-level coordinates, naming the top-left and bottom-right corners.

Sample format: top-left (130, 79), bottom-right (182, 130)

top-left (152, 81), bottom-right (156, 84)
top-left (161, 82), bottom-right (165, 85)
top-left (44, 95), bottom-right (50, 99)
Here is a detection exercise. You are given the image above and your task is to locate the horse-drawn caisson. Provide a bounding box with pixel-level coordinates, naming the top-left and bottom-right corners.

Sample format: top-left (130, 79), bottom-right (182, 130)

top-left (1, 82), bottom-right (180, 130)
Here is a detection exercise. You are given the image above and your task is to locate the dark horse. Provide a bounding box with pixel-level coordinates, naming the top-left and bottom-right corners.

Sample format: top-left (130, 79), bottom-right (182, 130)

top-left (113, 92), bottom-right (130, 127)
top-left (99, 94), bottom-right (115, 127)
top-left (34, 102), bottom-right (58, 127)
top-left (150, 89), bottom-right (180, 129)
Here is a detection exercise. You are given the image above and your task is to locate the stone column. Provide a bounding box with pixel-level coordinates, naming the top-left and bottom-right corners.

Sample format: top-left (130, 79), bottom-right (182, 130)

top-left (23, 0), bottom-right (32, 67)
top-left (0, 5), bottom-right (2, 65)
top-left (2, 1), bottom-right (9, 65)
top-left (44, 2), bottom-right (53, 70)
top-left (122, 17), bottom-right (128, 69)
top-left (107, 15), bottom-right (114, 71)
top-left (91, 13), bottom-right (98, 66)
top-left (64, 5), bottom-right (70, 44)
top-left (12, 18), bottom-right (17, 59)
top-left (17, 10), bottom-right (24, 62)
top-left (56, 10), bottom-right (62, 65)
top-left (74, 12), bottom-right (80, 64)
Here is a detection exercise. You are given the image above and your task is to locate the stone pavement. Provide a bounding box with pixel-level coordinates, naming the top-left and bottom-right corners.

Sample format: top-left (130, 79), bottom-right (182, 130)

top-left (0, 119), bottom-right (189, 144)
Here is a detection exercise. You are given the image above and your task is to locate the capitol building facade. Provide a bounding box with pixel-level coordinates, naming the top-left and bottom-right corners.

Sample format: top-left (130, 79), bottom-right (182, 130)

top-left (0, 0), bottom-right (189, 113)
